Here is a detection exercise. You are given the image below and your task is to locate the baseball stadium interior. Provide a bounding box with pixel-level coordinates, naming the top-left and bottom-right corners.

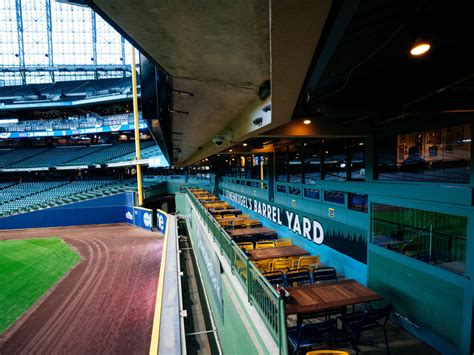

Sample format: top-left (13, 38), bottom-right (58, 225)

top-left (0, 1), bottom-right (473, 355)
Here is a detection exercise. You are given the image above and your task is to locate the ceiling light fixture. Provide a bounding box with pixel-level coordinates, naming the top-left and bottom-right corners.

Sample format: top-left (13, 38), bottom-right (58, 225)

top-left (410, 40), bottom-right (431, 56)
top-left (243, 143), bottom-right (248, 147)
top-left (303, 119), bottom-right (311, 125)
top-left (229, 149), bottom-right (233, 152)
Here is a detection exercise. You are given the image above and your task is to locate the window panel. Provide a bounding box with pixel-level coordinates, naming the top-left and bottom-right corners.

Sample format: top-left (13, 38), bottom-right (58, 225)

top-left (377, 124), bottom-right (471, 183)
top-left (303, 140), bottom-right (321, 184)
top-left (323, 190), bottom-right (345, 204)
top-left (324, 138), bottom-right (347, 181)
top-left (288, 144), bottom-right (302, 183)
top-left (275, 145), bottom-right (287, 182)
top-left (371, 203), bottom-right (467, 274)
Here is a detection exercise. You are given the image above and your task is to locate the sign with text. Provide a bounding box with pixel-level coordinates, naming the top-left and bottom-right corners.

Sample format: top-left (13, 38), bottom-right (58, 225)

top-left (156, 209), bottom-right (169, 235)
top-left (224, 189), bottom-right (325, 244)
top-left (133, 207), bottom-right (153, 231)
top-left (125, 206), bottom-right (134, 225)
top-left (223, 188), bottom-right (367, 263)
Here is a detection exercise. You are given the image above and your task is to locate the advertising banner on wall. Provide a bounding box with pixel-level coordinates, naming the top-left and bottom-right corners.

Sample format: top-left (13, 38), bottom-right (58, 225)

top-left (0, 123), bottom-right (147, 139)
top-left (125, 206), bottom-right (134, 225)
top-left (156, 209), bottom-right (168, 235)
top-left (222, 188), bottom-right (367, 263)
top-left (133, 207), bottom-right (153, 231)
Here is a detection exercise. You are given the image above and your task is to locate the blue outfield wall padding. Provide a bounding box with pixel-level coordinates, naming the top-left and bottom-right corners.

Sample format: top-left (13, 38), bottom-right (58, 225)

top-left (0, 193), bottom-right (129, 230)
top-left (156, 209), bottom-right (168, 235)
top-left (219, 193), bottom-right (368, 285)
top-left (133, 207), bottom-right (153, 231)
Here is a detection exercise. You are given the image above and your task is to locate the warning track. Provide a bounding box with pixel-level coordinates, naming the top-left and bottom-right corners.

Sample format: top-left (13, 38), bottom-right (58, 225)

top-left (0, 223), bottom-right (163, 354)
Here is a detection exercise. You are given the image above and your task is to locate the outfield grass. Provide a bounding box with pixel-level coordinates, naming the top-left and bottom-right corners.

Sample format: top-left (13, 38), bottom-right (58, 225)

top-left (0, 237), bottom-right (80, 333)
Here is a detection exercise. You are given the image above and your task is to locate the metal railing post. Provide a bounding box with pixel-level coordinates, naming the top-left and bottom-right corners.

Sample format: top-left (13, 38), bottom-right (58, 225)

top-left (278, 297), bottom-right (288, 355)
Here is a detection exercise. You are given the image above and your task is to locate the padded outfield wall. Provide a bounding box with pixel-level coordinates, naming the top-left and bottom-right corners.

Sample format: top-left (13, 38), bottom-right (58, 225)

top-left (0, 193), bottom-right (133, 230)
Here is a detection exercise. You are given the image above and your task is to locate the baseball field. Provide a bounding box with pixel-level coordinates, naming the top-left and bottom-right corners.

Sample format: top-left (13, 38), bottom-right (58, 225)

top-left (0, 237), bottom-right (80, 333)
top-left (0, 224), bottom-right (162, 353)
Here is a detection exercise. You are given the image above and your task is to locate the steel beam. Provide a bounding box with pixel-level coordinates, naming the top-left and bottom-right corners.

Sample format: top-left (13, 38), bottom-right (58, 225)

top-left (45, 0), bottom-right (55, 82)
top-left (15, 0), bottom-right (26, 85)
top-left (91, 11), bottom-right (98, 79)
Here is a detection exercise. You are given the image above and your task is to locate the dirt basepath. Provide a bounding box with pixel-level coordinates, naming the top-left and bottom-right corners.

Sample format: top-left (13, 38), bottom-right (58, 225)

top-left (0, 223), bottom-right (163, 354)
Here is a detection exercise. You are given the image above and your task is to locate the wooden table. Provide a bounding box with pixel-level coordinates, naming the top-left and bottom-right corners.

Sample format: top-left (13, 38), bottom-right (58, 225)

top-left (285, 279), bottom-right (384, 316)
top-left (218, 216), bottom-right (249, 223)
top-left (247, 245), bottom-right (309, 261)
top-left (209, 208), bottom-right (242, 215)
top-left (202, 200), bottom-right (226, 206)
top-left (228, 227), bottom-right (276, 238)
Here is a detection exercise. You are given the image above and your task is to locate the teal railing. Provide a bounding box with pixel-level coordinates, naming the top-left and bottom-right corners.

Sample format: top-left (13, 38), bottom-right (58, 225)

top-left (185, 188), bottom-right (288, 354)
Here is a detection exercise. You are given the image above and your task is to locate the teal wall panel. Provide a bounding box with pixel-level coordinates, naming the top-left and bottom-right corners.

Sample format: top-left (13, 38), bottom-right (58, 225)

top-left (220, 188), bottom-right (368, 284)
top-left (368, 245), bottom-right (464, 353)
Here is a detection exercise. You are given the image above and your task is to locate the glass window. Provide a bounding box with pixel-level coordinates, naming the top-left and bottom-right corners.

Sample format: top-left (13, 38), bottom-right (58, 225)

top-left (304, 188), bottom-right (320, 200)
top-left (289, 186), bottom-right (301, 196)
top-left (0, 1), bottom-right (134, 86)
top-left (249, 154), bottom-right (266, 180)
top-left (288, 144), bottom-right (302, 183)
top-left (303, 141), bottom-right (321, 184)
top-left (323, 190), bottom-right (345, 204)
top-left (324, 139), bottom-right (347, 181)
top-left (350, 138), bottom-right (365, 181)
top-left (372, 203), bottom-right (467, 274)
top-left (276, 184), bottom-right (286, 194)
top-left (275, 145), bottom-right (287, 182)
top-left (377, 124), bottom-right (471, 183)
top-left (245, 156), bottom-right (253, 179)
top-left (348, 193), bottom-right (368, 213)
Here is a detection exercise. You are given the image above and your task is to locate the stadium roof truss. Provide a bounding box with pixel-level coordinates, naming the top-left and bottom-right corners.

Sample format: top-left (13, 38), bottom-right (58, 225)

top-left (0, 0), bottom-right (136, 86)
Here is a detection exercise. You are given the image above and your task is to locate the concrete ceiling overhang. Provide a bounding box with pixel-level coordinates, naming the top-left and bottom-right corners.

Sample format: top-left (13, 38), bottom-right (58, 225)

top-left (88, 0), bottom-right (332, 165)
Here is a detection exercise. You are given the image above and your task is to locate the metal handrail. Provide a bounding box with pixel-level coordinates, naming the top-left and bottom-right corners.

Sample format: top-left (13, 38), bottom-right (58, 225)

top-left (185, 188), bottom-right (287, 354)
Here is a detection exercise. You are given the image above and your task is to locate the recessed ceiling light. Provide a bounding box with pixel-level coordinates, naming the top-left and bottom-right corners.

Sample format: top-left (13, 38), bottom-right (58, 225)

top-left (410, 41), bottom-right (431, 56)
top-left (229, 149), bottom-right (233, 152)
top-left (243, 143), bottom-right (248, 147)
top-left (303, 119), bottom-right (311, 125)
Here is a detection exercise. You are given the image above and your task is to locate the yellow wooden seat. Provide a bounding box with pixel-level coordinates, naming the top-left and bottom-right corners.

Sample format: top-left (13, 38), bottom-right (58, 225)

top-left (218, 220), bottom-right (231, 227)
top-left (254, 259), bottom-right (272, 273)
top-left (256, 240), bottom-right (275, 249)
top-left (223, 214), bottom-right (235, 218)
top-left (275, 238), bottom-right (292, 247)
top-left (245, 219), bottom-right (261, 228)
top-left (297, 255), bottom-right (320, 269)
top-left (233, 219), bottom-right (246, 228)
top-left (237, 242), bottom-right (254, 251)
top-left (306, 351), bottom-right (349, 355)
top-left (240, 214), bottom-right (250, 219)
top-left (214, 215), bottom-right (222, 220)
top-left (234, 256), bottom-right (247, 280)
top-left (271, 258), bottom-right (293, 272)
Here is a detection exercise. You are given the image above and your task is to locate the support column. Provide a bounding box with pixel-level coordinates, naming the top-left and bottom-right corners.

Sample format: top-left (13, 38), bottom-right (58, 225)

top-left (131, 46), bottom-right (143, 206)
top-left (365, 134), bottom-right (376, 182)
top-left (91, 11), bottom-right (98, 79)
top-left (45, 0), bottom-right (54, 82)
top-left (267, 153), bottom-right (275, 202)
top-left (320, 139), bottom-right (325, 180)
top-left (121, 37), bottom-right (126, 77)
top-left (15, 0), bottom-right (26, 85)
